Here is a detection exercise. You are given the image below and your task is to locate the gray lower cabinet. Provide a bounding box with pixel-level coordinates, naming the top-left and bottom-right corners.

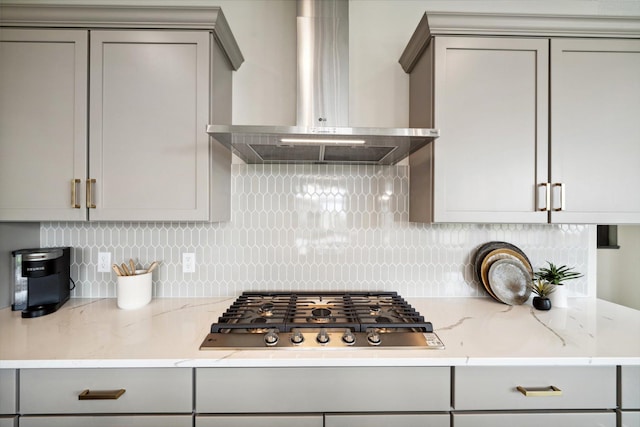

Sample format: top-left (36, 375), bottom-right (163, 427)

top-left (452, 412), bottom-right (615, 427)
top-left (620, 366), bottom-right (640, 427)
top-left (196, 415), bottom-right (323, 427)
top-left (195, 367), bottom-right (450, 413)
top-left (18, 416), bottom-right (192, 427)
top-left (0, 370), bottom-right (16, 415)
top-left (452, 366), bottom-right (617, 427)
top-left (325, 413), bottom-right (450, 427)
top-left (19, 368), bottom-right (192, 417)
top-left (0, 418), bottom-right (17, 427)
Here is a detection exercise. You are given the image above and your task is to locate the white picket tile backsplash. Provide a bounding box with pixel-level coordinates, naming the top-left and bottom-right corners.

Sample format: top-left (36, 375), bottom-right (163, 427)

top-left (41, 164), bottom-right (593, 298)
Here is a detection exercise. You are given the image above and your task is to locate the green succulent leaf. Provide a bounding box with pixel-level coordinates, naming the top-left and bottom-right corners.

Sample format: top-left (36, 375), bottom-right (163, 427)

top-left (534, 261), bottom-right (583, 285)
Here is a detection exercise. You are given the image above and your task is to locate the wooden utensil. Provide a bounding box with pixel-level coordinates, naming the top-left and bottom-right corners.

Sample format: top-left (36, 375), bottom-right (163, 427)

top-left (112, 264), bottom-right (123, 276)
top-left (129, 259), bottom-right (136, 275)
top-left (146, 261), bottom-right (159, 274)
top-left (120, 263), bottom-right (131, 276)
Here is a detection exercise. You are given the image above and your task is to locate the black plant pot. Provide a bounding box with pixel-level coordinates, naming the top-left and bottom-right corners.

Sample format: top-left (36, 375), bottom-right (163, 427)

top-left (533, 297), bottom-right (552, 310)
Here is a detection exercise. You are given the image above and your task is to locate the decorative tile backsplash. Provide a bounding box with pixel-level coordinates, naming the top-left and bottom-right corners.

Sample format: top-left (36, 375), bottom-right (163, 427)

top-left (41, 164), bottom-right (593, 298)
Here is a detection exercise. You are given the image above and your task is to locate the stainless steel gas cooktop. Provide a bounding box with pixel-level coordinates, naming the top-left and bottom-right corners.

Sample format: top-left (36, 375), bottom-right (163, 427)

top-left (200, 291), bottom-right (444, 349)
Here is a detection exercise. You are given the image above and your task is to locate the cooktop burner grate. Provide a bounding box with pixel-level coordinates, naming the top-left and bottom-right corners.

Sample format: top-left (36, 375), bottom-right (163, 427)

top-left (210, 291), bottom-right (434, 334)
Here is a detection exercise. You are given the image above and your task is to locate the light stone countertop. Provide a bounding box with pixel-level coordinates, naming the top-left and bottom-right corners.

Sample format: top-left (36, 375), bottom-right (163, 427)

top-left (1, 296), bottom-right (638, 369)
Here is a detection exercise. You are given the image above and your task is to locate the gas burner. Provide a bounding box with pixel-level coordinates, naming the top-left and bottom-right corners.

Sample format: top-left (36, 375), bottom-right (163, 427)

top-left (258, 303), bottom-right (275, 317)
top-left (247, 317), bottom-right (270, 333)
top-left (307, 307), bottom-right (335, 324)
top-left (369, 304), bottom-right (382, 316)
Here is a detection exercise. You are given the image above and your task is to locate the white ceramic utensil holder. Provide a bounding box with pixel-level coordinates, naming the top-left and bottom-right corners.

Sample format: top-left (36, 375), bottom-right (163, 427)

top-left (116, 270), bottom-right (152, 310)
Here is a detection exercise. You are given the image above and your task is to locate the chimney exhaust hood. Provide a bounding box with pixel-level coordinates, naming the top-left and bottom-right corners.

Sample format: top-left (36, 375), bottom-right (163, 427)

top-left (207, 0), bottom-right (439, 165)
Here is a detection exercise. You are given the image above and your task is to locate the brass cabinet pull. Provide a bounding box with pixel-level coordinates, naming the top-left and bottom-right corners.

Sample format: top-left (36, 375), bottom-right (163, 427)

top-left (553, 182), bottom-right (565, 211)
top-left (78, 389), bottom-right (126, 400)
top-left (538, 183), bottom-right (550, 211)
top-left (517, 385), bottom-right (562, 397)
top-left (86, 178), bottom-right (96, 209)
top-left (71, 179), bottom-right (81, 208)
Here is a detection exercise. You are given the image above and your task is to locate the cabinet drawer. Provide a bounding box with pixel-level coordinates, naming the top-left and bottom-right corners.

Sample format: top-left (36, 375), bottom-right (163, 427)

top-left (20, 368), bottom-right (192, 414)
top-left (197, 415), bottom-right (323, 427)
top-left (620, 366), bottom-right (640, 409)
top-left (452, 412), bottom-right (615, 427)
top-left (19, 415), bottom-right (192, 427)
top-left (326, 413), bottom-right (449, 427)
top-left (620, 411), bottom-right (640, 427)
top-left (196, 367), bottom-right (450, 413)
top-left (454, 366), bottom-right (615, 410)
top-left (0, 417), bottom-right (17, 427)
top-left (0, 370), bottom-right (16, 414)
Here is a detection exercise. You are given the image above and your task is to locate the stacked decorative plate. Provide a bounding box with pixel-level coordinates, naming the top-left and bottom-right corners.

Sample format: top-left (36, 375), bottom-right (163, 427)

top-left (474, 241), bottom-right (533, 305)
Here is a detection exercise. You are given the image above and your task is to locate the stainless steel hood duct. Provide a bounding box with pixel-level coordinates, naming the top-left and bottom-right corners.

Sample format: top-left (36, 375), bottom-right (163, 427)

top-left (207, 0), bottom-right (439, 164)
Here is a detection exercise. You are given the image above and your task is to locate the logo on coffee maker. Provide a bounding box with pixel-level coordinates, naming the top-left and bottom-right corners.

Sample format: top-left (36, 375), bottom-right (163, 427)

top-left (26, 266), bottom-right (45, 272)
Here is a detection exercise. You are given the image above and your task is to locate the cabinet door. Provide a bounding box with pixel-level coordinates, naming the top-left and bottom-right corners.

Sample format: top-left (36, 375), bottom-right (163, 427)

top-left (0, 370), bottom-right (16, 415)
top-left (20, 368), bottom-right (192, 414)
top-left (452, 412), bottom-right (615, 427)
top-left (0, 29), bottom-right (87, 221)
top-left (196, 367), bottom-right (450, 413)
top-left (89, 30), bottom-right (210, 221)
top-left (429, 37), bottom-right (549, 223)
top-left (196, 415), bottom-right (323, 427)
top-left (551, 39), bottom-right (640, 223)
top-left (326, 413), bottom-right (449, 427)
top-left (19, 416), bottom-right (192, 427)
top-left (0, 417), bottom-right (17, 427)
top-left (620, 366), bottom-right (640, 409)
top-left (454, 366), bottom-right (616, 411)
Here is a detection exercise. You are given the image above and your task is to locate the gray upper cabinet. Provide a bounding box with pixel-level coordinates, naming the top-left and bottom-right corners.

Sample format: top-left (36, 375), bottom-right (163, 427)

top-left (0, 4), bottom-right (242, 222)
top-left (0, 29), bottom-right (88, 221)
top-left (550, 38), bottom-right (640, 224)
top-left (407, 36), bottom-right (549, 223)
top-left (402, 13), bottom-right (640, 224)
top-left (88, 30), bottom-right (212, 221)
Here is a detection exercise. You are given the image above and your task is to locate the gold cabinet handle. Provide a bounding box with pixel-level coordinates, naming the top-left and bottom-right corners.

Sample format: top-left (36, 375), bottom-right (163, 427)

top-left (78, 389), bottom-right (126, 400)
top-left (86, 178), bottom-right (96, 209)
top-left (538, 183), bottom-right (550, 212)
top-left (553, 182), bottom-right (565, 211)
top-left (517, 385), bottom-right (562, 397)
top-left (78, 388), bottom-right (126, 400)
top-left (71, 179), bottom-right (81, 208)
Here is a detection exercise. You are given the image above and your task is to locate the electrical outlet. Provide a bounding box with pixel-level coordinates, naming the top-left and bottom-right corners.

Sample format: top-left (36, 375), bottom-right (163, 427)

top-left (183, 253), bottom-right (196, 273)
top-left (97, 252), bottom-right (111, 273)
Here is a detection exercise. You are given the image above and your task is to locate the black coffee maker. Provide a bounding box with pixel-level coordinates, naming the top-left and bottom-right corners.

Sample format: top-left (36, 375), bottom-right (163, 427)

top-left (11, 247), bottom-right (71, 318)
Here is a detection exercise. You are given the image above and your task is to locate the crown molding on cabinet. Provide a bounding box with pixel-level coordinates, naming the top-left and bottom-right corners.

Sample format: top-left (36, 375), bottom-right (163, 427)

top-left (400, 12), bottom-right (640, 73)
top-left (0, 3), bottom-right (244, 70)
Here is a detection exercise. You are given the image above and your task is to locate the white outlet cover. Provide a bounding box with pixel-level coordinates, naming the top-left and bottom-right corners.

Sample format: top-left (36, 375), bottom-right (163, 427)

top-left (97, 252), bottom-right (111, 273)
top-left (183, 253), bottom-right (196, 273)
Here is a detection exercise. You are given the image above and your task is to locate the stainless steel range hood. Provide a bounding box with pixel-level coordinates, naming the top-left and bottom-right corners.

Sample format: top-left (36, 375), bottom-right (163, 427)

top-left (207, 0), bottom-right (439, 165)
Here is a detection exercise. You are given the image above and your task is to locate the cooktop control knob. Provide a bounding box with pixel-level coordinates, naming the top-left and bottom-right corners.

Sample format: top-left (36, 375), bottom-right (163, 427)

top-left (264, 329), bottom-right (279, 347)
top-left (342, 329), bottom-right (356, 345)
top-left (367, 330), bottom-right (382, 346)
top-left (290, 329), bottom-right (304, 345)
top-left (316, 329), bottom-right (330, 345)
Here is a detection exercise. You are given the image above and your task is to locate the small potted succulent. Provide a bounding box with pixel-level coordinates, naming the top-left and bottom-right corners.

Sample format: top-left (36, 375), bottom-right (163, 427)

top-left (534, 262), bottom-right (583, 308)
top-left (529, 279), bottom-right (555, 311)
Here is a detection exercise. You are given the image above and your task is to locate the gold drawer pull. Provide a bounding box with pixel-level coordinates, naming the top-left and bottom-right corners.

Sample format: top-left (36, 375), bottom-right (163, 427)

top-left (538, 182), bottom-right (550, 212)
top-left (552, 182), bottom-right (565, 211)
top-left (86, 178), bottom-right (96, 209)
top-left (517, 385), bottom-right (562, 397)
top-left (78, 389), bottom-right (126, 400)
top-left (71, 179), bottom-right (81, 208)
